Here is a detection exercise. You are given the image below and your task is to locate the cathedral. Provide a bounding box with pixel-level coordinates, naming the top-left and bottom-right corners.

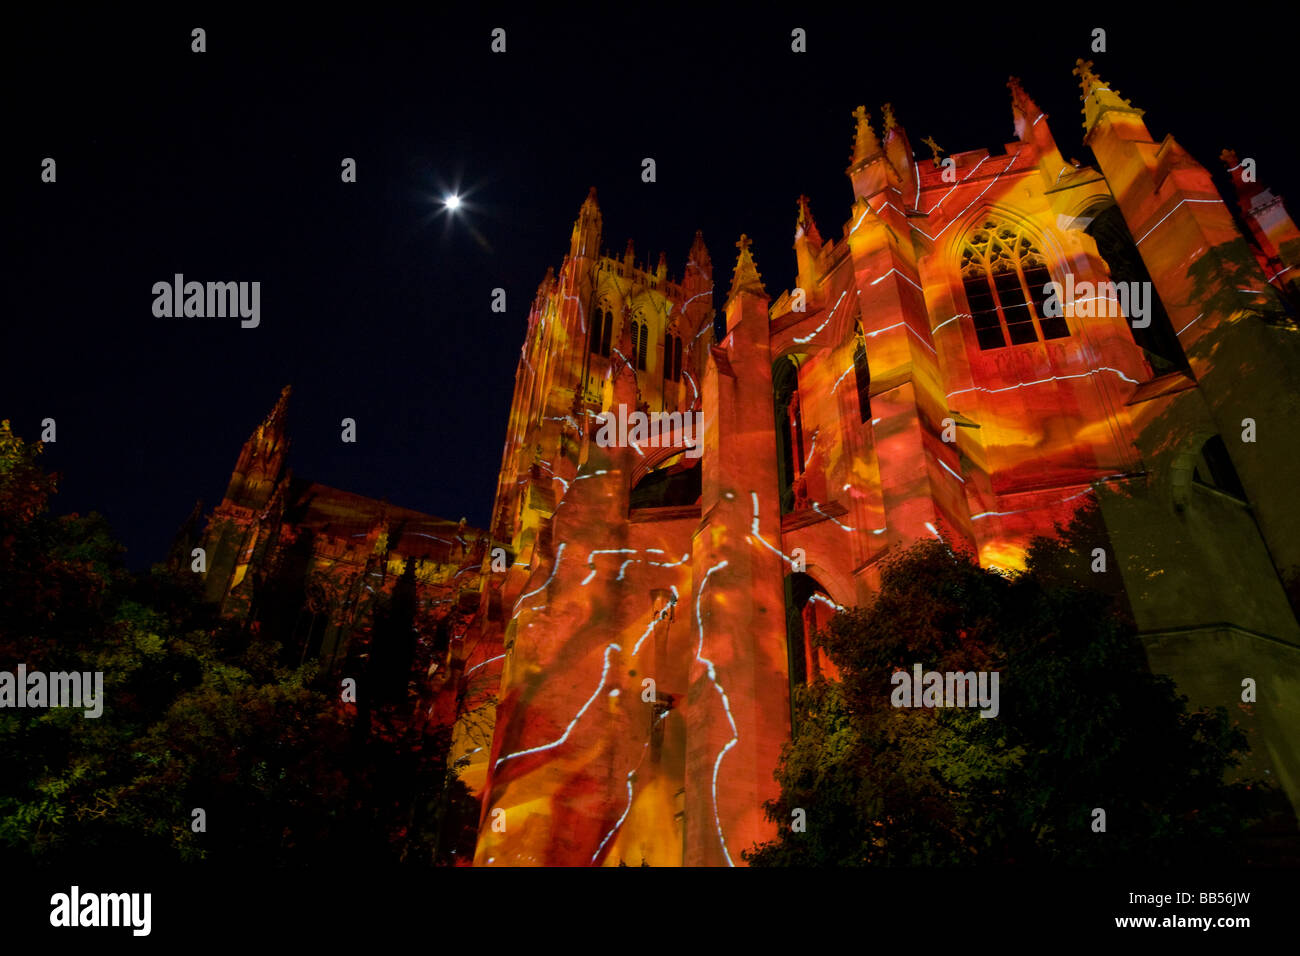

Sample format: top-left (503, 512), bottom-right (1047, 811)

top-left (199, 61), bottom-right (1300, 866)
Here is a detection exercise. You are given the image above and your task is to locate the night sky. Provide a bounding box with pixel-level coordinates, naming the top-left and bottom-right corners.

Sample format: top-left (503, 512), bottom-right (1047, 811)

top-left (6, 7), bottom-right (1293, 568)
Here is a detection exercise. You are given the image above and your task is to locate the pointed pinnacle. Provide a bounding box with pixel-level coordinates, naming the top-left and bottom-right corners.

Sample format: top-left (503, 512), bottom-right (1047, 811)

top-left (1072, 59), bottom-right (1101, 95)
top-left (796, 195), bottom-right (823, 244)
top-left (729, 234), bottom-right (766, 299)
top-left (850, 106), bottom-right (881, 165)
top-left (687, 229), bottom-right (712, 275)
top-left (921, 135), bottom-right (944, 165)
top-left (1007, 76), bottom-right (1041, 117)
top-left (1073, 58), bottom-right (1141, 130)
top-left (267, 385), bottom-right (291, 425)
top-left (881, 102), bottom-right (898, 132)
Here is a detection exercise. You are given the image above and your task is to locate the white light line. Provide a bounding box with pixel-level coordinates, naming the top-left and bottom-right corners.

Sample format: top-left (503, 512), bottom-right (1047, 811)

top-left (632, 597), bottom-right (678, 655)
top-left (927, 154), bottom-right (990, 215)
top-left (494, 642), bottom-right (622, 769)
top-left (513, 542), bottom-right (565, 613)
top-left (970, 486), bottom-right (1095, 520)
top-left (870, 267), bottom-right (924, 294)
top-left (694, 560), bottom-right (737, 867)
top-left (933, 151), bottom-right (1023, 240)
top-left (747, 492), bottom-right (794, 566)
top-left (812, 501), bottom-right (859, 533)
top-left (937, 459), bottom-right (965, 483)
top-left (465, 654), bottom-right (505, 678)
top-left (808, 593), bottom-right (844, 613)
top-left (1134, 199), bottom-right (1221, 246)
top-left (1175, 312), bottom-right (1204, 337)
top-left (947, 365), bottom-right (1139, 398)
top-left (793, 291), bottom-right (846, 345)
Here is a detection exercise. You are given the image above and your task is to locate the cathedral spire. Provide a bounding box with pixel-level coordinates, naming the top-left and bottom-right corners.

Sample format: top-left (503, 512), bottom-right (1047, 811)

top-left (847, 106), bottom-right (890, 202)
top-left (534, 265), bottom-right (556, 309)
top-left (795, 194), bottom-right (823, 247)
top-left (569, 186), bottom-right (602, 259)
top-left (1007, 75), bottom-right (1067, 182)
top-left (880, 102), bottom-right (917, 206)
top-left (849, 106), bottom-right (881, 167)
top-left (881, 102), bottom-right (898, 133)
top-left (687, 229), bottom-right (712, 277)
top-left (727, 234), bottom-right (766, 301)
top-left (794, 196), bottom-right (824, 299)
top-left (683, 230), bottom-right (714, 328)
top-left (249, 385), bottom-right (291, 464)
top-left (1073, 58), bottom-right (1143, 132)
top-left (266, 384), bottom-right (291, 431)
top-left (225, 385), bottom-right (291, 510)
top-left (1007, 76), bottom-right (1044, 139)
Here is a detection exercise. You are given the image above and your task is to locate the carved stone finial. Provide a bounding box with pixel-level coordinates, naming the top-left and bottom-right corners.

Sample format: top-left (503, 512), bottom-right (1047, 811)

top-left (921, 135), bottom-right (944, 165)
top-left (881, 102), bottom-right (898, 132)
top-left (795, 194), bottom-right (823, 244)
top-left (850, 106), bottom-right (881, 164)
top-left (728, 233), bottom-right (766, 300)
top-left (1073, 57), bottom-right (1141, 130)
top-left (1073, 58), bottom-right (1099, 90)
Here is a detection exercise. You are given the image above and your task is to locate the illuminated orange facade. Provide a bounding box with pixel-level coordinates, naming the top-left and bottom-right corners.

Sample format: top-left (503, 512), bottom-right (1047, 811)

top-left (199, 62), bottom-right (1300, 866)
top-left (470, 63), bottom-right (1300, 866)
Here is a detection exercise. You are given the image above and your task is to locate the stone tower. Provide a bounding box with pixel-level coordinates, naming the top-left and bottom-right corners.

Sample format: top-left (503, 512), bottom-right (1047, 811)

top-left (470, 63), bottom-right (1300, 865)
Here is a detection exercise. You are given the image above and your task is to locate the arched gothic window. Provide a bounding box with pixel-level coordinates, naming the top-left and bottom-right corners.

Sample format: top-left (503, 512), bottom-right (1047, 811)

top-left (785, 573), bottom-right (841, 729)
top-left (631, 320), bottom-right (643, 366)
top-left (852, 321), bottom-right (871, 423)
top-left (636, 318), bottom-right (648, 371)
top-left (960, 220), bottom-right (1068, 349)
top-left (591, 306), bottom-right (615, 357)
top-left (663, 332), bottom-right (682, 382)
top-left (773, 357), bottom-right (806, 515)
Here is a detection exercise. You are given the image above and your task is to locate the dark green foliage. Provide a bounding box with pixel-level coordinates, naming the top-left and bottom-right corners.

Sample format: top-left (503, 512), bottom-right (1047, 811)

top-left (745, 516), bottom-right (1275, 866)
top-left (0, 421), bottom-right (476, 867)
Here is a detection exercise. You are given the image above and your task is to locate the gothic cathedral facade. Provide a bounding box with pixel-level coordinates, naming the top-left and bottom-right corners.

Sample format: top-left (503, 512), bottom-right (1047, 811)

top-left (469, 61), bottom-right (1300, 866)
top-left (201, 62), bottom-right (1300, 866)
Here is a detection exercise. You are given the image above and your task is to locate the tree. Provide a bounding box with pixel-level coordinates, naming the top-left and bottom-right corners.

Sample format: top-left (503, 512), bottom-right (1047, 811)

top-left (745, 519), bottom-right (1279, 866)
top-left (0, 421), bottom-right (477, 867)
